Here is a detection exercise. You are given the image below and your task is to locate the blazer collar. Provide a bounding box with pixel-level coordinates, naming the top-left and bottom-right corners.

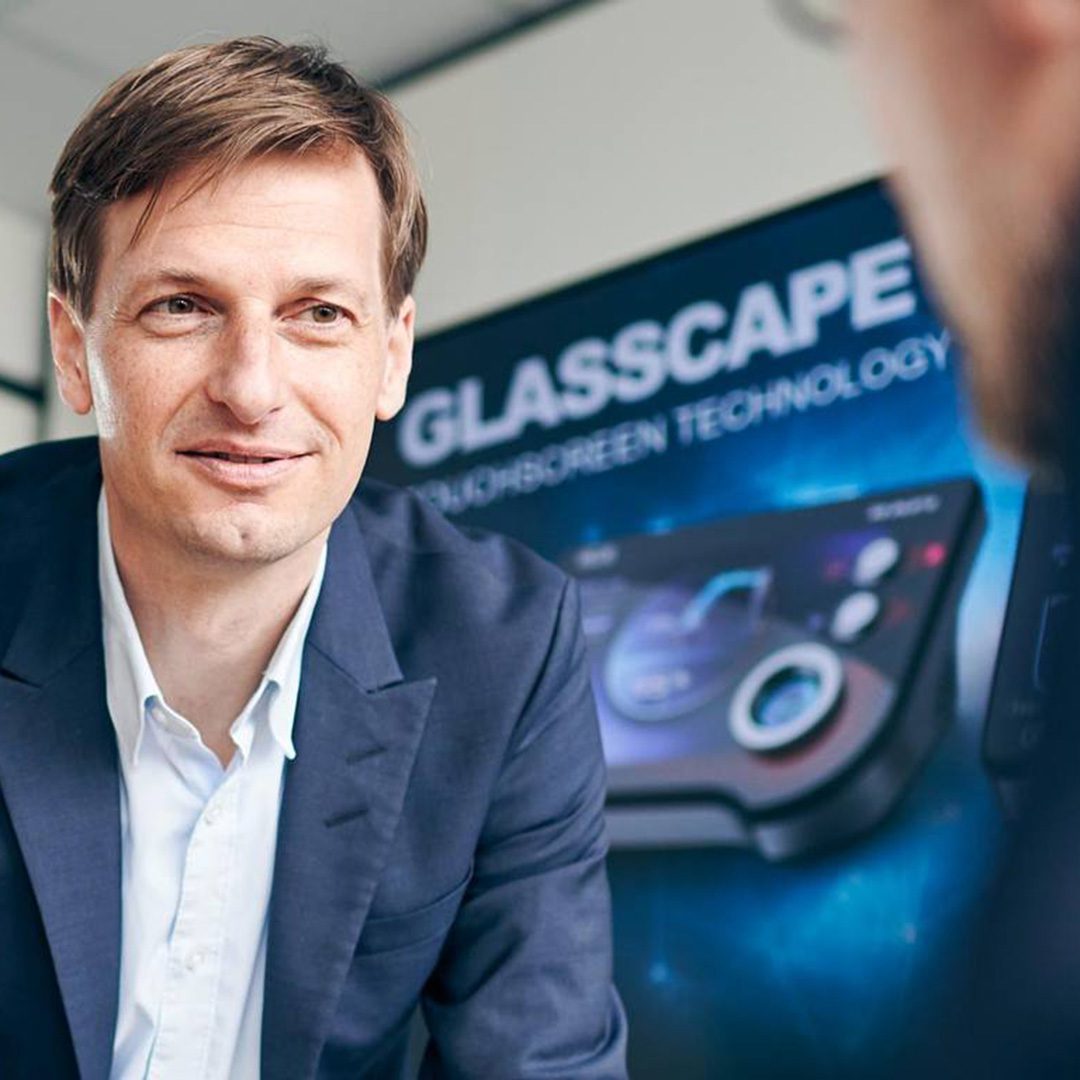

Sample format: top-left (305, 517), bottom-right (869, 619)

top-left (0, 456), bottom-right (121, 1080)
top-left (261, 499), bottom-right (438, 1080)
top-left (305, 501), bottom-right (404, 692)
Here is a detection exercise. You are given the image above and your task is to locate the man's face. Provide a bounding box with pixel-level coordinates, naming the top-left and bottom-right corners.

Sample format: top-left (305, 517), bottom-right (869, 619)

top-left (50, 150), bottom-right (414, 569)
top-left (845, 0), bottom-right (1080, 468)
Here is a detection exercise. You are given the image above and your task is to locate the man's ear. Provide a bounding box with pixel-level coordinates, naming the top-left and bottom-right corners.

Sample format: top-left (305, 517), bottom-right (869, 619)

top-left (48, 293), bottom-right (93, 415)
top-left (375, 294), bottom-right (415, 422)
top-left (993, 0), bottom-right (1080, 48)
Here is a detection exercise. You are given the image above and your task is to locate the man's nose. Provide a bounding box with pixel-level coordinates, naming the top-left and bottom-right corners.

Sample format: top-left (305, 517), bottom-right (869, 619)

top-left (205, 310), bottom-right (286, 425)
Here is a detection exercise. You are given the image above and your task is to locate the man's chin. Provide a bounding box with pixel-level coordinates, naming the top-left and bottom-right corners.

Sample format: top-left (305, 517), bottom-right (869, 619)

top-left (970, 186), bottom-right (1080, 478)
top-left (971, 397), bottom-right (1060, 478)
top-left (174, 509), bottom-right (319, 568)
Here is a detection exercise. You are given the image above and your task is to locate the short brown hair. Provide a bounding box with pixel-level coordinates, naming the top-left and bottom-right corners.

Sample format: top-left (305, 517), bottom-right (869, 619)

top-left (49, 36), bottom-right (428, 318)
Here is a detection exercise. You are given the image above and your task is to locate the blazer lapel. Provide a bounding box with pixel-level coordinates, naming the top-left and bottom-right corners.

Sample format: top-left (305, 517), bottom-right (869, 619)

top-left (0, 476), bottom-right (121, 1080)
top-left (261, 505), bottom-right (437, 1080)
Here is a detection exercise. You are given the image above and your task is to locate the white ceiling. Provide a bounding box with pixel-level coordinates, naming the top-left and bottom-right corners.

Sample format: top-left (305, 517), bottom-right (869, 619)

top-left (0, 0), bottom-right (577, 220)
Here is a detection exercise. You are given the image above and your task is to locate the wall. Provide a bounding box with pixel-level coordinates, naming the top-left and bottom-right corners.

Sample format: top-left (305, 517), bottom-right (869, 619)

top-left (0, 202), bottom-right (46, 453)
top-left (393, 0), bottom-right (884, 334)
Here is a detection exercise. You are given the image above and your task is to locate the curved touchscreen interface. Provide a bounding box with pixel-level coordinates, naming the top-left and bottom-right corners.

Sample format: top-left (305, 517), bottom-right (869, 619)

top-left (563, 478), bottom-right (985, 859)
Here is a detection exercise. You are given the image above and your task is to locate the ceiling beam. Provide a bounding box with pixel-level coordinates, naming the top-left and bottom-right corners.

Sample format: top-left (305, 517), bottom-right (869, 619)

top-left (378, 0), bottom-right (606, 91)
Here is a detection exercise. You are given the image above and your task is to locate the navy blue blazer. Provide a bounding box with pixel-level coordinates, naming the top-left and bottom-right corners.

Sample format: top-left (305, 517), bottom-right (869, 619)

top-left (0, 437), bottom-right (627, 1079)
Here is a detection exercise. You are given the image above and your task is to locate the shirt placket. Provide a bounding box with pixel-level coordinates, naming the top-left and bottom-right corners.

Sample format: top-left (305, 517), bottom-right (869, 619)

top-left (147, 772), bottom-right (240, 1079)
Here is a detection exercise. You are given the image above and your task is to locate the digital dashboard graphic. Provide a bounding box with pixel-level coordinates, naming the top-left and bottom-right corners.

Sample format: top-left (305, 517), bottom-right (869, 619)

top-left (563, 479), bottom-right (985, 860)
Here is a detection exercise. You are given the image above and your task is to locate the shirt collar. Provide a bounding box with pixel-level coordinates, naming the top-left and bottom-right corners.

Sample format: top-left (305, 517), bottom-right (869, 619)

top-left (258, 539), bottom-right (327, 761)
top-left (97, 489), bottom-right (327, 770)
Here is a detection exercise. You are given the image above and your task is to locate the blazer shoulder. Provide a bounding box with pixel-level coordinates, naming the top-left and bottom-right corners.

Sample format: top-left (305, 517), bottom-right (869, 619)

top-left (0, 437), bottom-right (99, 509)
top-left (351, 476), bottom-right (567, 599)
top-left (0, 438), bottom-right (100, 555)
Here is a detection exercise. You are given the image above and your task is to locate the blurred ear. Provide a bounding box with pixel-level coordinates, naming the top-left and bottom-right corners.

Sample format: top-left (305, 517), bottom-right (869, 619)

top-left (375, 294), bottom-right (415, 422)
top-left (48, 293), bottom-right (93, 415)
top-left (994, 0), bottom-right (1080, 48)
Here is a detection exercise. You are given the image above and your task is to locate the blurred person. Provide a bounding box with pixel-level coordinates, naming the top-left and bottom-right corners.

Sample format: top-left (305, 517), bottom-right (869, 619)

top-left (0, 37), bottom-right (627, 1080)
top-left (843, 0), bottom-right (1080, 1074)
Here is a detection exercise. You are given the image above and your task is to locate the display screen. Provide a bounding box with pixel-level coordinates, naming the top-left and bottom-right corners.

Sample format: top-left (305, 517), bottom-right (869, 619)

top-left (369, 180), bottom-right (1026, 1077)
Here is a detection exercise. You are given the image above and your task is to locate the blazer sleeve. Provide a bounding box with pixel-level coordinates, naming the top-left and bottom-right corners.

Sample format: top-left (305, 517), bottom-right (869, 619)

top-left (418, 576), bottom-right (629, 1079)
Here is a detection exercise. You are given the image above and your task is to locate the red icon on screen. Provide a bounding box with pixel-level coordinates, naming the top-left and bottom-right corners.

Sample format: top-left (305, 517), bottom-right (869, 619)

top-left (921, 542), bottom-right (947, 569)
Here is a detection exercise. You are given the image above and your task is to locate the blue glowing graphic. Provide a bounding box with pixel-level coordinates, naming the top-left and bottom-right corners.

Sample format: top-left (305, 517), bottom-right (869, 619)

top-left (682, 568), bottom-right (771, 632)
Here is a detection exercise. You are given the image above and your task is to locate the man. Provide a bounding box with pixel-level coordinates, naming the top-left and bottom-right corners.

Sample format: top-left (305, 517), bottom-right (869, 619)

top-left (844, 0), bottom-right (1080, 473)
top-left (0, 37), bottom-right (627, 1079)
top-left (842, 0), bottom-right (1080, 1074)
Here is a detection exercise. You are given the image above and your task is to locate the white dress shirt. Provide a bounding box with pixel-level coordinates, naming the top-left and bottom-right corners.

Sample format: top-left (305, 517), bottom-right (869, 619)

top-left (98, 492), bottom-right (327, 1080)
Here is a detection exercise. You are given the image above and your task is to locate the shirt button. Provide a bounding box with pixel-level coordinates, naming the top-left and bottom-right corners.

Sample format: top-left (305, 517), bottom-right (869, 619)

top-left (204, 804), bottom-right (221, 827)
top-left (185, 949), bottom-right (205, 972)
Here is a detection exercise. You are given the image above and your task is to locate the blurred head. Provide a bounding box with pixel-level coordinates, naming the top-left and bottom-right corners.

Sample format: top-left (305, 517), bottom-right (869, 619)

top-left (843, 0), bottom-right (1080, 470)
top-left (47, 38), bottom-right (427, 571)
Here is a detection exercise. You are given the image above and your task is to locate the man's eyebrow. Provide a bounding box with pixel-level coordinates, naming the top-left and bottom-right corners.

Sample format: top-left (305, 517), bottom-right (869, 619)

top-left (134, 267), bottom-right (210, 291)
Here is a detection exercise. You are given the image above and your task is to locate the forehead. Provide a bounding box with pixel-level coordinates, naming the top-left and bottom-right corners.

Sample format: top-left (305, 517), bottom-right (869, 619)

top-left (95, 150), bottom-right (384, 297)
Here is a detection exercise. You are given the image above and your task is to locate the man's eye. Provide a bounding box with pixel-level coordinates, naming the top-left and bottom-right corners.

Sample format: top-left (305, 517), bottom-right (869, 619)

top-left (308, 304), bottom-right (343, 325)
top-left (157, 296), bottom-right (197, 315)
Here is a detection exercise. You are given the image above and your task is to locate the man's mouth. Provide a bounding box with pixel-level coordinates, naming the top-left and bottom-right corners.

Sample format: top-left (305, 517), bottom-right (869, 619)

top-left (183, 450), bottom-right (292, 464)
top-left (176, 446), bottom-right (311, 486)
